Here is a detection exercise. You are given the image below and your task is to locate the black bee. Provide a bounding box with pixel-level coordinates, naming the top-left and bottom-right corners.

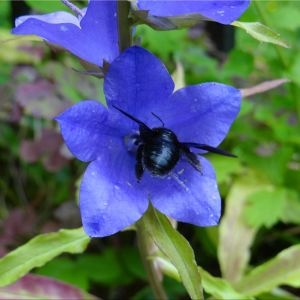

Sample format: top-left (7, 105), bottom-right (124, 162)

top-left (113, 105), bottom-right (236, 181)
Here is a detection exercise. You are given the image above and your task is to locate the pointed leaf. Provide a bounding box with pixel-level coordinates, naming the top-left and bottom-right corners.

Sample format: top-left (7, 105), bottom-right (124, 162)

top-left (140, 205), bottom-right (203, 299)
top-left (236, 245), bottom-right (300, 296)
top-left (155, 255), bottom-right (251, 300)
top-left (0, 228), bottom-right (90, 287)
top-left (218, 172), bottom-right (267, 283)
top-left (240, 79), bottom-right (290, 98)
top-left (232, 21), bottom-right (289, 48)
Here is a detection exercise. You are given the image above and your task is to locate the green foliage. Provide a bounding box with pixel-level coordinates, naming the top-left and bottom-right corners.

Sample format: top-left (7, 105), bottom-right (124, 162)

top-left (139, 205), bottom-right (203, 299)
top-left (244, 188), bottom-right (290, 228)
top-left (218, 174), bottom-right (260, 283)
top-left (2, 0), bottom-right (300, 299)
top-left (236, 245), bottom-right (300, 296)
top-left (200, 267), bottom-right (252, 300)
top-left (36, 249), bottom-right (138, 290)
top-left (26, 0), bottom-right (68, 13)
top-left (232, 21), bottom-right (289, 48)
top-left (0, 228), bottom-right (90, 287)
top-left (135, 25), bottom-right (187, 60)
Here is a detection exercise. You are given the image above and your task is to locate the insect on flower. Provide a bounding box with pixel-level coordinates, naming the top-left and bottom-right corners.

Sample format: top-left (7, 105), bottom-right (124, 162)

top-left (113, 105), bottom-right (236, 181)
top-left (56, 46), bottom-right (242, 237)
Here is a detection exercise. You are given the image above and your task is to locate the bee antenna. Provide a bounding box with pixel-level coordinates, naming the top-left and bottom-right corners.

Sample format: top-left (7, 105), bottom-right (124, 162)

top-left (151, 112), bottom-right (164, 127)
top-left (112, 104), bottom-right (150, 130)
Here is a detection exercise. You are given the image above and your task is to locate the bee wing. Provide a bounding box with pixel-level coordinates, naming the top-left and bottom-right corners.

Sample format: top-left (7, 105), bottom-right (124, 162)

top-left (182, 142), bottom-right (236, 158)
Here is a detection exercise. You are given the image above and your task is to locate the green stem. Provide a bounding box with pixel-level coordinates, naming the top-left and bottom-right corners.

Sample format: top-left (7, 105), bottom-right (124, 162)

top-left (136, 219), bottom-right (168, 300)
top-left (117, 1), bottom-right (132, 52)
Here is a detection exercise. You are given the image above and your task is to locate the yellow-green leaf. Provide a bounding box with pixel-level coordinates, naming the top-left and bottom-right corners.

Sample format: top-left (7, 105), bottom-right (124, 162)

top-left (0, 228), bottom-right (90, 287)
top-left (232, 21), bottom-right (289, 48)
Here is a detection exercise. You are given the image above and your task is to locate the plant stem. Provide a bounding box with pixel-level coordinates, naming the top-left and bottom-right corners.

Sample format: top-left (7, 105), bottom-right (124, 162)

top-left (136, 219), bottom-right (168, 300)
top-left (61, 0), bottom-right (83, 17)
top-left (117, 2), bottom-right (166, 297)
top-left (117, 0), bottom-right (132, 52)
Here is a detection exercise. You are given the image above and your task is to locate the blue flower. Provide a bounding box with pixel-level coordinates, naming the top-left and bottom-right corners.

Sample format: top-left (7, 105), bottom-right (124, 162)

top-left (12, 0), bottom-right (250, 66)
top-left (137, 0), bottom-right (251, 25)
top-left (55, 46), bottom-right (241, 237)
top-left (11, 0), bottom-right (119, 66)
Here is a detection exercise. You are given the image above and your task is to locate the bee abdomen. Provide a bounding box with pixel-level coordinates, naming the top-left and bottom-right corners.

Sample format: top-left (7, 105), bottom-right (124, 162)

top-left (144, 142), bottom-right (180, 176)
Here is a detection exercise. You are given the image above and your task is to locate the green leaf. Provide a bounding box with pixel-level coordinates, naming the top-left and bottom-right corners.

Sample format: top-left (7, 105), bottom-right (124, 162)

top-left (36, 257), bottom-right (90, 290)
top-left (210, 155), bottom-right (242, 185)
top-left (154, 255), bottom-right (251, 299)
top-left (26, 0), bottom-right (67, 13)
top-left (280, 190), bottom-right (300, 224)
top-left (136, 25), bottom-right (186, 60)
top-left (0, 228), bottom-right (90, 287)
top-left (232, 21), bottom-right (289, 48)
top-left (200, 267), bottom-right (252, 300)
top-left (235, 245), bottom-right (300, 296)
top-left (266, 5), bottom-right (300, 31)
top-left (139, 205), bottom-right (203, 300)
top-left (218, 172), bottom-right (266, 283)
top-left (243, 187), bottom-right (286, 228)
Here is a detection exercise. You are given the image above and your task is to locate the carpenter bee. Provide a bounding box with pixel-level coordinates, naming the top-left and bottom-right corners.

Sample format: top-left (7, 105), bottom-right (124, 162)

top-left (113, 105), bottom-right (236, 181)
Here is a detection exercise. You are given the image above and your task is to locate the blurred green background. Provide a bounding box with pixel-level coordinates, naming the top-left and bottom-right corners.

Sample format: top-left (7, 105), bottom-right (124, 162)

top-left (1, 1), bottom-right (300, 299)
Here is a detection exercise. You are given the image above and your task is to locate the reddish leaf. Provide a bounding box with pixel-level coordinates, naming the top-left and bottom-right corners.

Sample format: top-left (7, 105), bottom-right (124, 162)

top-left (0, 274), bottom-right (99, 300)
top-left (15, 79), bottom-right (71, 119)
top-left (20, 128), bottom-right (70, 171)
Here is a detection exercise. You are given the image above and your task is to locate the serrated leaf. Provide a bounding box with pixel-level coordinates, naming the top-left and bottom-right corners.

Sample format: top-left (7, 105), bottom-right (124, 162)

top-left (235, 245), bottom-right (300, 296)
top-left (232, 21), bottom-right (289, 48)
top-left (0, 228), bottom-right (90, 287)
top-left (0, 274), bottom-right (97, 300)
top-left (139, 205), bottom-right (203, 300)
top-left (243, 187), bottom-right (286, 228)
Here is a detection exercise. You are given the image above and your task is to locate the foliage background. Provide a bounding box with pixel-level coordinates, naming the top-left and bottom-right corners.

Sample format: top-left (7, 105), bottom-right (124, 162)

top-left (1, 1), bottom-right (300, 299)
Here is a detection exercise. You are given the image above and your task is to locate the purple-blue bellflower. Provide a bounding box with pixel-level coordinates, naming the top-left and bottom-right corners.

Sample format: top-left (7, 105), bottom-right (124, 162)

top-left (12, 1), bottom-right (119, 66)
top-left (12, 0), bottom-right (250, 66)
top-left (55, 46), bottom-right (241, 237)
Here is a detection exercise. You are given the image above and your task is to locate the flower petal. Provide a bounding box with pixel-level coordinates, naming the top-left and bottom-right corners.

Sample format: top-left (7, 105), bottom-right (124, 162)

top-left (15, 11), bottom-right (81, 27)
top-left (137, 0), bottom-right (250, 25)
top-left (80, 157), bottom-right (149, 237)
top-left (55, 100), bottom-right (121, 162)
top-left (147, 157), bottom-right (221, 226)
top-left (104, 46), bottom-right (174, 124)
top-left (159, 83), bottom-right (241, 147)
top-left (12, 0), bottom-right (119, 66)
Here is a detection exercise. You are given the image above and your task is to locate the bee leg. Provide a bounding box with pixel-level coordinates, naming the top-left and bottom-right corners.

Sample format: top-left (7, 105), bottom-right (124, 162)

top-left (181, 145), bottom-right (202, 174)
top-left (135, 145), bottom-right (144, 182)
